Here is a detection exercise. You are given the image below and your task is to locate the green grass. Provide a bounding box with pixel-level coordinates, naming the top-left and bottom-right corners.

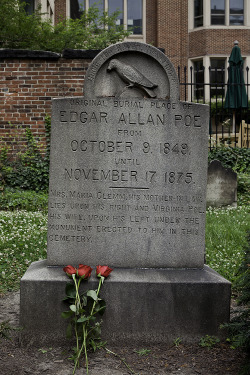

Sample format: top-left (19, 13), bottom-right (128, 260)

top-left (0, 188), bottom-right (48, 212)
top-left (0, 210), bottom-right (47, 294)
top-left (0, 202), bottom-right (249, 294)
top-left (206, 205), bottom-right (250, 284)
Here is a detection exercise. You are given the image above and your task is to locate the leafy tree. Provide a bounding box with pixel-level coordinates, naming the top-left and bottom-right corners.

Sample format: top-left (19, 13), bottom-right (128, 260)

top-left (0, 0), bottom-right (130, 52)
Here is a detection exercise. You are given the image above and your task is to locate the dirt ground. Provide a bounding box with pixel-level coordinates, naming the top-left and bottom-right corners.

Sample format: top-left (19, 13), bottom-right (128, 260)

top-left (0, 291), bottom-right (246, 375)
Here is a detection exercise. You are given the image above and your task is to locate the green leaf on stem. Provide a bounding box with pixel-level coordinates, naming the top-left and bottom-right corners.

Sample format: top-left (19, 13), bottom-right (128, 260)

top-left (87, 289), bottom-right (98, 301)
top-left (65, 283), bottom-right (76, 298)
top-left (81, 295), bottom-right (88, 306)
top-left (61, 310), bottom-right (74, 319)
top-left (95, 300), bottom-right (106, 316)
top-left (89, 339), bottom-right (97, 352)
top-left (92, 324), bottom-right (101, 337)
top-left (77, 316), bottom-right (89, 323)
top-left (70, 304), bottom-right (76, 312)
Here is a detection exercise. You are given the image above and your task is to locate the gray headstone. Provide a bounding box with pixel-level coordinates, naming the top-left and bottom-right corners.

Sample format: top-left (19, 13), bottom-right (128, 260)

top-left (20, 42), bottom-right (230, 346)
top-left (47, 42), bottom-right (209, 268)
top-left (206, 159), bottom-right (237, 207)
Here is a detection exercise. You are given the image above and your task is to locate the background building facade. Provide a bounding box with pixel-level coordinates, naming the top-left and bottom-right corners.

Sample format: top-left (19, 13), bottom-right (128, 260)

top-left (51, 0), bottom-right (250, 101)
top-left (1, 0), bottom-right (249, 154)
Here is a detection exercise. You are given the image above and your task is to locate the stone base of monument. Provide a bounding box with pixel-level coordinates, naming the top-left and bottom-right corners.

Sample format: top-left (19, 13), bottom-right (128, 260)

top-left (20, 260), bottom-right (231, 345)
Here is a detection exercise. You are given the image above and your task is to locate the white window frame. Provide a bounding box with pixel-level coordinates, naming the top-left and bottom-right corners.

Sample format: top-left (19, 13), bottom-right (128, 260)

top-left (188, 55), bottom-right (249, 101)
top-left (209, 57), bottom-right (227, 98)
top-left (66, 0), bottom-right (146, 42)
top-left (29, 0), bottom-right (54, 23)
top-left (189, 0), bottom-right (250, 29)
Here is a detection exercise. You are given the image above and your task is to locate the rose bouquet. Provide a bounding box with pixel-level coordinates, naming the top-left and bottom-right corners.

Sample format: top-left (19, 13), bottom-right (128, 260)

top-left (62, 264), bottom-right (113, 374)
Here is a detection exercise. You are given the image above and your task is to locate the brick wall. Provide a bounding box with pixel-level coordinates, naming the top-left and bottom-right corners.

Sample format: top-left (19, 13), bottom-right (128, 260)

top-left (0, 51), bottom-right (93, 156)
top-left (156, 0), bottom-right (189, 97)
top-left (156, 1), bottom-right (189, 69)
top-left (54, 0), bottom-right (66, 24)
top-left (146, 0), bottom-right (158, 47)
top-left (189, 29), bottom-right (250, 58)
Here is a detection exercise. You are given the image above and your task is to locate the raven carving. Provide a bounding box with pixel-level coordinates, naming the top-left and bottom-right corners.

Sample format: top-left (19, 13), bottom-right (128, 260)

top-left (107, 59), bottom-right (158, 98)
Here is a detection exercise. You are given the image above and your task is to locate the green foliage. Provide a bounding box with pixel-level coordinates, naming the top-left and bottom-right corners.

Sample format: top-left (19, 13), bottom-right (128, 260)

top-left (199, 335), bottom-right (220, 348)
top-left (0, 0), bottom-right (130, 52)
top-left (0, 188), bottom-right (48, 211)
top-left (0, 210), bottom-right (47, 294)
top-left (1, 119), bottom-right (51, 192)
top-left (236, 232), bottom-right (250, 305)
top-left (135, 348), bottom-right (151, 356)
top-left (0, 321), bottom-right (13, 340)
top-left (221, 233), bottom-right (250, 375)
top-left (44, 114), bottom-right (51, 158)
top-left (38, 348), bottom-right (52, 354)
top-left (208, 147), bottom-right (250, 174)
top-left (173, 337), bottom-right (182, 347)
top-left (206, 206), bottom-right (250, 284)
top-left (0, 145), bottom-right (10, 188)
top-left (62, 275), bottom-right (107, 373)
top-left (237, 173), bottom-right (250, 206)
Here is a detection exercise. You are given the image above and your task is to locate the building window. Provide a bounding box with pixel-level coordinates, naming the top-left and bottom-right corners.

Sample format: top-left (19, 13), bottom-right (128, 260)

top-left (211, 0), bottom-right (225, 25)
top-left (25, 0), bottom-right (35, 14)
top-left (193, 60), bottom-right (204, 100)
top-left (194, 0), bottom-right (203, 28)
top-left (210, 58), bottom-right (226, 97)
top-left (70, 0), bottom-right (85, 19)
top-left (108, 0), bottom-right (124, 27)
top-left (230, 0), bottom-right (244, 25)
top-left (127, 0), bottom-right (142, 34)
top-left (89, 0), bottom-right (104, 13)
top-left (70, 0), bottom-right (143, 35)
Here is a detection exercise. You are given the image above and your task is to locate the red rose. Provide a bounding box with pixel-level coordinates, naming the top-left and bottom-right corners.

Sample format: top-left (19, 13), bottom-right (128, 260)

top-left (77, 264), bottom-right (93, 279)
top-left (63, 265), bottom-right (77, 276)
top-left (96, 265), bottom-right (113, 278)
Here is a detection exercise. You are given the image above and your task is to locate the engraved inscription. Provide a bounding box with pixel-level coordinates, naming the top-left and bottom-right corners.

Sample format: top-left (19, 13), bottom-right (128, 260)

top-left (48, 97), bottom-right (208, 267)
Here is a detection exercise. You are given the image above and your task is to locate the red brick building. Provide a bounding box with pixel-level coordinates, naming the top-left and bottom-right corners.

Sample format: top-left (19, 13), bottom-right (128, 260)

top-left (55, 0), bottom-right (250, 100)
top-left (1, 0), bottom-right (249, 153)
top-left (55, 2), bottom-right (250, 70)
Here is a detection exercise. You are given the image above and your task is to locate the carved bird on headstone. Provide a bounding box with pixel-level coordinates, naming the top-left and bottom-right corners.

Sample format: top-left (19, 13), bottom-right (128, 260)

top-left (107, 59), bottom-right (158, 98)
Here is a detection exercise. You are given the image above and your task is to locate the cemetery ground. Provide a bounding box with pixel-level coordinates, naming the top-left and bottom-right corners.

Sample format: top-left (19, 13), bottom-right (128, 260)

top-left (0, 190), bottom-right (249, 374)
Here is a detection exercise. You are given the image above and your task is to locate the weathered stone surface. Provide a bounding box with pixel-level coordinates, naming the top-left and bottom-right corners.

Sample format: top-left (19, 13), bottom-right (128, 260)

top-left (47, 42), bottom-right (209, 268)
top-left (207, 160), bottom-right (237, 207)
top-left (47, 98), bottom-right (209, 268)
top-left (84, 42), bottom-right (179, 100)
top-left (20, 260), bottom-right (231, 345)
top-left (20, 42), bottom-right (230, 344)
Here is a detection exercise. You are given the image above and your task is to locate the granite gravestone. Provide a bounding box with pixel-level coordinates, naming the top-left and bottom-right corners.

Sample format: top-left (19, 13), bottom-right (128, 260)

top-left (20, 42), bottom-right (231, 344)
top-left (207, 160), bottom-right (237, 207)
top-left (48, 42), bottom-right (208, 268)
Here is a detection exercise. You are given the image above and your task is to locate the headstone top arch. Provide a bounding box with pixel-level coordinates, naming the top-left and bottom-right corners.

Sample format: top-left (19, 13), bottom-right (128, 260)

top-left (84, 42), bottom-right (180, 101)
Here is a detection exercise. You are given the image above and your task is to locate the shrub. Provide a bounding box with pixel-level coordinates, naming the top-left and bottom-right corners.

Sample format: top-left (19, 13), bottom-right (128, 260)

top-left (0, 0), bottom-right (130, 52)
top-left (0, 116), bottom-right (51, 192)
top-left (208, 146), bottom-right (250, 174)
top-left (0, 188), bottom-right (48, 212)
